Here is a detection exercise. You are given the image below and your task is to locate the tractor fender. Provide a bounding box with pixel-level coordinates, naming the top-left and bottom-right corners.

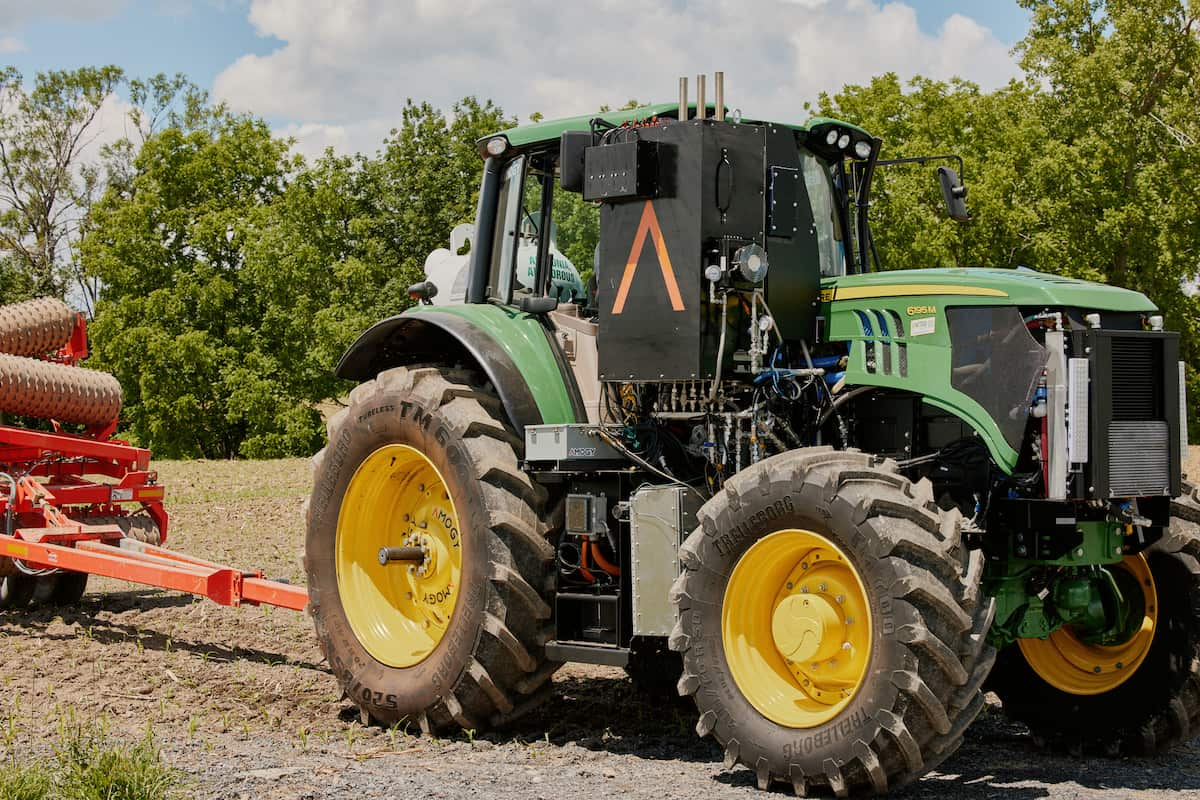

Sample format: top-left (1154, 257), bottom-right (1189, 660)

top-left (336, 309), bottom-right (582, 436)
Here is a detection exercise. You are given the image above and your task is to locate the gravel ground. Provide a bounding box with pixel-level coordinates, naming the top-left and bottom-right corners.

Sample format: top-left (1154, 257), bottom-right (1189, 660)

top-left (1, 456), bottom-right (1199, 799)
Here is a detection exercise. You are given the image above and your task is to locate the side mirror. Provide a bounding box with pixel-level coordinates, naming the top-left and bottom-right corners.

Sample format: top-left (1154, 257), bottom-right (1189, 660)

top-left (560, 131), bottom-right (591, 193)
top-left (407, 280), bottom-right (438, 305)
top-left (938, 166), bottom-right (969, 222)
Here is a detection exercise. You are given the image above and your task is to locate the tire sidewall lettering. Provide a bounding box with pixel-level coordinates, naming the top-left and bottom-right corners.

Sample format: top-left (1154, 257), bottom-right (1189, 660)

top-left (686, 483), bottom-right (903, 774)
top-left (306, 373), bottom-right (491, 724)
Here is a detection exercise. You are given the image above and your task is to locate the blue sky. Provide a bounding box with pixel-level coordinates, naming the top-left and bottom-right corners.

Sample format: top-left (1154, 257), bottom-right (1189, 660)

top-left (1, 1), bottom-right (278, 88)
top-left (0, 1), bottom-right (1031, 156)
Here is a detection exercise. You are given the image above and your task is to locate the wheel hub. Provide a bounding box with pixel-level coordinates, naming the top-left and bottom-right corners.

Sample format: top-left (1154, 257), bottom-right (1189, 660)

top-left (723, 529), bottom-right (872, 728)
top-left (771, 594), bottom-right (843, 663)
top-left (1019, 554), bottom-right (1157, 695)
top-left (336, 444), bottom-right (463, 668)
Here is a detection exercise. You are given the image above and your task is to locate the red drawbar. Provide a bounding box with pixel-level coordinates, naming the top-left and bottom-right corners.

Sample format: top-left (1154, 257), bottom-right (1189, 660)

top-left (0, 533), bottom-right (307, 611)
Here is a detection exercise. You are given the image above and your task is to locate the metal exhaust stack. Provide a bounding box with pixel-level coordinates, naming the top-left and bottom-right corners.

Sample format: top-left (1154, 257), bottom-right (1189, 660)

top-left (679, 76), bottom-right (688, 120)
top-left (696, 74), bottom-right (706, 120)
top-left (714, 71), bottom-right (725, 121)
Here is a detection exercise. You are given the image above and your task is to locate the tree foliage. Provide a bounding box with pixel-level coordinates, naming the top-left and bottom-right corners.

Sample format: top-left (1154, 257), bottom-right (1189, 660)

top-left (817, 0), bottom-right (1200, 431)
top-left (83, 97), bottom-right (511, 458)
top-left (0, 66), bottom-right (123, 307)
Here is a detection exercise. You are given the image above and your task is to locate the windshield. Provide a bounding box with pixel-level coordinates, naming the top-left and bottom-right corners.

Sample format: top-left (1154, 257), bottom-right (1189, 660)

top-left (800, 150), bottom-right (845, 277)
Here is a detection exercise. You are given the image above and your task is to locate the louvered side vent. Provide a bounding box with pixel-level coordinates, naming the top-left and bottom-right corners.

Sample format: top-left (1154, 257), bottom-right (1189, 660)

top-left (854, 311), bottom-right (877, 374)
top-left (1111, 338), bottom-right (1157, 420)
top-left (1108, 421), bottom-right (1170, 496)
top-left (854, 309), bottom-right (906, 377)
top-left (1106, 336), bottom-right (1168, 497)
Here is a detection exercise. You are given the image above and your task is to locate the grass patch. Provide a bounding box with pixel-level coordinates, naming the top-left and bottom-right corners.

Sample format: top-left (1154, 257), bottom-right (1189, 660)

top-left (0, 720), bottom-right (183, 800)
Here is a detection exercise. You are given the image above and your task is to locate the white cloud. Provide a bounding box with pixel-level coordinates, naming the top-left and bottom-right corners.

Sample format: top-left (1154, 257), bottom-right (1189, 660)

top-left (0, 35), bottom-right (24, 53)
top-left (213, 0), bottom-right (1022, 156)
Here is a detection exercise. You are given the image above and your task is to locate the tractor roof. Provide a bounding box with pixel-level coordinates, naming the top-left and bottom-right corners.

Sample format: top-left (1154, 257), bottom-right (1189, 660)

top-left (476, 104), bottom-right (872, 158)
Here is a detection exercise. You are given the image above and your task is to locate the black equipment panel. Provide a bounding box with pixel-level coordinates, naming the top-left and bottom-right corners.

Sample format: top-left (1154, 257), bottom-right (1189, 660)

top-left (593, 120), bottom-right (821, 381)
top-left (1070, 329), bottom-right (1182, 499)
top-left (583, 140), bottom-right (660, 202)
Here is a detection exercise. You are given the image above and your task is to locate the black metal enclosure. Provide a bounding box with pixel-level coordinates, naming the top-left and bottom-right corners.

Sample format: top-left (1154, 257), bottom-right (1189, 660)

top-left (584, 119), bottom-right (822, 381)
top-left (1070, 328), bottom-right (1182, 500)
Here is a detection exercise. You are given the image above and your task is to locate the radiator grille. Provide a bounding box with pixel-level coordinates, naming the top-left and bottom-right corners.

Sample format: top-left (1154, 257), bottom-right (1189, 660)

top-left (1108, 420), bottom-right (1170, 497)
top-left (1110, 338), bottom-right (1159, 420)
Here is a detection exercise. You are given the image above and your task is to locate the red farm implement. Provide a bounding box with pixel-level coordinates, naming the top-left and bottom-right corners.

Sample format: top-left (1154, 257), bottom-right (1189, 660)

top-left (0, 298), bottom-right (306, 612)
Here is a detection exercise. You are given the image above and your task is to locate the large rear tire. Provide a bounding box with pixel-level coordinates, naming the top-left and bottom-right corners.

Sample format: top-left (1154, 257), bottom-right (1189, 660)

top-left (306, 366), bottom-right (558, 732)
top-left (989, 487), bottom-right (1200, 755)
top-left (671, 448), bottom-right (995, 796)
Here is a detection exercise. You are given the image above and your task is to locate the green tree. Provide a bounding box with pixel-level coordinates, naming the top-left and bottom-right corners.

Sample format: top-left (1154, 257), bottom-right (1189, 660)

top-left (814, 73), bottom-right (1048, 273)
top-left (84, 114), bottom-right (304, 458)
top-left (0, 66), bottom-right (123, 306)
top-left (84, 95), bottom-right (514, 458)
top-left (366, 96), bottom-right (514, 291)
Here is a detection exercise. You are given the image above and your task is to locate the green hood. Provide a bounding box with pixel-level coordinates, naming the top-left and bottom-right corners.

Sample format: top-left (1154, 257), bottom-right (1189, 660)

top-left (826, 268), bottom-right (1158, 313)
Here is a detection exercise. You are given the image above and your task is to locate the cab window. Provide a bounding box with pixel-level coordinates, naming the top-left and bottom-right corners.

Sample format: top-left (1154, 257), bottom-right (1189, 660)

top-left (800, 150), bottom-right (846, 278)
top-left (487, 156), bottom-right (526, 302)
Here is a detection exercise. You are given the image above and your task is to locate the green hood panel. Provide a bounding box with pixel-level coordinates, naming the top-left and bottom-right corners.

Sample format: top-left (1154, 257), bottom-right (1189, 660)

top-left (822, 268), bottom-right (1156, 472)
top-left (827, 268), bottom-right (1158, 312)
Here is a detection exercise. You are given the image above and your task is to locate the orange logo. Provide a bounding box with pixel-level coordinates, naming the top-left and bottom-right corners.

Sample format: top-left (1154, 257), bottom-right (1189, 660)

top-left (611, 201), bottom-right (684, 315)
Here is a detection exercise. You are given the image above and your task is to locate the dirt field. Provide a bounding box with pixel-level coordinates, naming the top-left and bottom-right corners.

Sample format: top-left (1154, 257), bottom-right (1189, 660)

top-left (2, 456), bottom-right (1200, 799)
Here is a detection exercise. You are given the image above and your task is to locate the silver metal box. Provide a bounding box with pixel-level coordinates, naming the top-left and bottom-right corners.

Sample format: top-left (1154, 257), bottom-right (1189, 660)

top-left (524, 424), bottom-right (624, 463)
top-left (630, 484), bottom-right (702, 636)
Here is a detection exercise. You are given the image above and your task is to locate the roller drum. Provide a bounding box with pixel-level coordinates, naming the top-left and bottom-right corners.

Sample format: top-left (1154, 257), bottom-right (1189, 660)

top-left (0, 353), bottom-right (121, 426)
top-left (0, 298), bottom-right (78, 357)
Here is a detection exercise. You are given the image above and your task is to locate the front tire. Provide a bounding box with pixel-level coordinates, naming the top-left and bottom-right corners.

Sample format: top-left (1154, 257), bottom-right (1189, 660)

top-left (306, 366), bottom-right (558, 732)
top-left (989, 488), bottom-right (1200, 755)
top-left (671, 448), bottom-right (995, 796)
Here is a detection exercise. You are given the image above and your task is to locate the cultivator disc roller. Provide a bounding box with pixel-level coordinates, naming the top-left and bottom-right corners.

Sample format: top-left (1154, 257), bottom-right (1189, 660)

top-left (0, 297), bottom-right (305, 614)
top-left (0, 353), bottom-right (122, 426)
top-left (0, 297), bottom-right (78, 358)
top-left (0, 297), bottom-right (121, 427)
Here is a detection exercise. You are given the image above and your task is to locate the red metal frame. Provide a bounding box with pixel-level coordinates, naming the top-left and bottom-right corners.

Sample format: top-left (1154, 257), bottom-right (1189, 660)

top-left (44, 311), bottom-right (89, 366)
top-left (0, 426), bottom-right (306, 611)
top-left (0, 311), bottom-right (307, 613)
top-left (0, 424), bottom-right (168, 542)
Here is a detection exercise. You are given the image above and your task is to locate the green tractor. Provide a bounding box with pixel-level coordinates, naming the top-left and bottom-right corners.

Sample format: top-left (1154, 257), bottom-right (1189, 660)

top-left (304, 74), bottom-right (1199, 795)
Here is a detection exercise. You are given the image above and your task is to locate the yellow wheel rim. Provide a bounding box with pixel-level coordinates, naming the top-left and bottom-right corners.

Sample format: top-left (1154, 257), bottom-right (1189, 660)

top-left (1019, 555), bottom-right (1157, 696)
top-left (336, 444), bottom-right (463, 668)
top-left (722, 529), bottom-right (873, 728)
